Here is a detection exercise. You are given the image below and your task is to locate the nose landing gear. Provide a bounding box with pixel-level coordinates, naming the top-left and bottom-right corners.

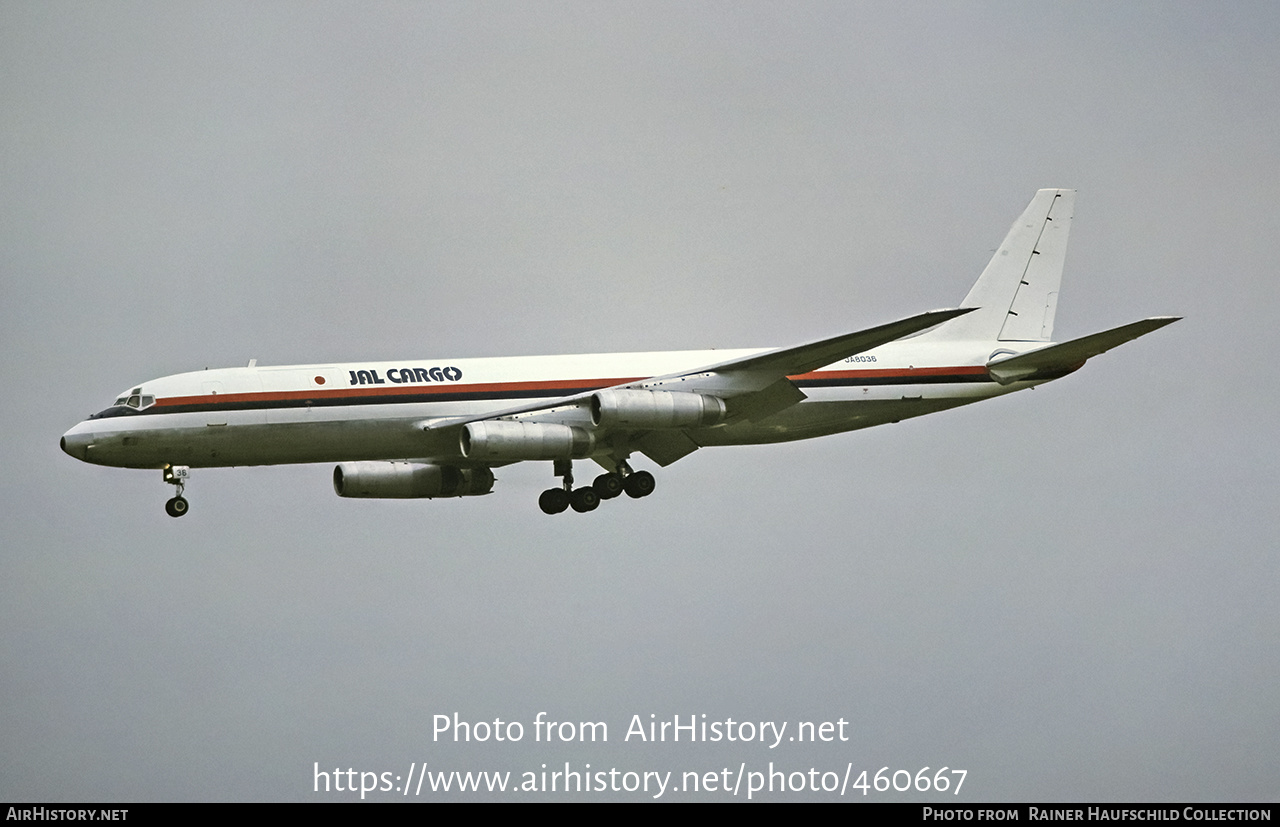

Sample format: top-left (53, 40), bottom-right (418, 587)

top-left (162, 465), bottom-right (190, 518)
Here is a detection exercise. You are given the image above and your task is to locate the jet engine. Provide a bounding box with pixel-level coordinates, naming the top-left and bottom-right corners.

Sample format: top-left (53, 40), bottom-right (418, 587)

top-left (590, 389), bottom-right (726, 428)
top-left (460, 421), bottom-right (595, 461)
top-left (333, 462), bottom-right (494, 498)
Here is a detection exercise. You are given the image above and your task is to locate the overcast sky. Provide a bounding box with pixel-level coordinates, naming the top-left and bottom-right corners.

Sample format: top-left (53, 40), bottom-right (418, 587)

top-left (3, 1), bottom-right (1278, 802)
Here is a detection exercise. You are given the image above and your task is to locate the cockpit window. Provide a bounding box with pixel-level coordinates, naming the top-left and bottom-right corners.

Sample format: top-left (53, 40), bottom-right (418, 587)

top-left (112, 393), bottom-right (156, 410)
top-left (91, 391), bottom-right (156, 419)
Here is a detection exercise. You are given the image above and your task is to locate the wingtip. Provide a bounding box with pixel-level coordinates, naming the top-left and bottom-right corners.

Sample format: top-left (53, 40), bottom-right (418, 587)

top-left (927, 306), bottom-right (979, 318)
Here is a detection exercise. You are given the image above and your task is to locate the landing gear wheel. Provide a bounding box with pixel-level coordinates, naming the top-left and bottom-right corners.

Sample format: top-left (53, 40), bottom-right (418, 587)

top-left (570, 487), bottom-right (601, 513)
top-left (593, 472), bottom-right (625, 500)
top-left (161, 466), bottom-right (191, 517)
top-left (539, 488), bottom-right (570, 515)
top-left (623, 470), bottom-right (656, 499)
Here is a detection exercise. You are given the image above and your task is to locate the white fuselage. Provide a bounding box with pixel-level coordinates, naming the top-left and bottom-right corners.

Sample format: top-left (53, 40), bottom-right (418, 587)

top-left (60, 338), bottom-right (1040, 471)
top-left (59, 190), bottom-right (1177, 519)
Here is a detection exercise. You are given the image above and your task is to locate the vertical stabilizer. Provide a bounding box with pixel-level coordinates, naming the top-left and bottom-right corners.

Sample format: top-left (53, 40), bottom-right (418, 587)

top-left (925, 189), bottom-right (1075, 342)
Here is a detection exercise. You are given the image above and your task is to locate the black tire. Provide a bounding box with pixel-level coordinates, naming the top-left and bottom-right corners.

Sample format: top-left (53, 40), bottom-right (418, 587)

top-left (165, 496), bottom-right (189, 518)
top-left (570, 487), bottom-right (601, 513)
top-left (623, 470), bottom-right (656, 498)
top-left (538, 488), bottom-right (570, 515)
top-left (592, 472), bottom-right (625, 499)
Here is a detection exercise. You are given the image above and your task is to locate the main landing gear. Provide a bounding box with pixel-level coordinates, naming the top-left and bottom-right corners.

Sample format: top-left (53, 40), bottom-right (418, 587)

top-left (162, 464), bottom-right (190, 518)
top-left (538, 460), bottom-right (655, 515)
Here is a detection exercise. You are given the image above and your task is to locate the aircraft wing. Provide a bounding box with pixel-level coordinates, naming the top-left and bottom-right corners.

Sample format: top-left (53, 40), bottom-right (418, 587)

top-left (685, 306), bottom-right (976, 377)
top-left (421, 307), bottom-right (974, 465)
top-left (986, 316), bottom-right (1181, 384)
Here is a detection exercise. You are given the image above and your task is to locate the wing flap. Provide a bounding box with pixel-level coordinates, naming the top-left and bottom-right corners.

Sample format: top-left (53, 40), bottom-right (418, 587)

top-left (723, 376), bottom-right (808, 422)
top-left (635, 431), bottom-right (701, 467)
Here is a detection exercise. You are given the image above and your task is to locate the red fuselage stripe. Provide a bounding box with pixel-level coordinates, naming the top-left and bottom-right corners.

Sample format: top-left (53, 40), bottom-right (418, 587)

top-left (151, 366), bottom-right (991, 410)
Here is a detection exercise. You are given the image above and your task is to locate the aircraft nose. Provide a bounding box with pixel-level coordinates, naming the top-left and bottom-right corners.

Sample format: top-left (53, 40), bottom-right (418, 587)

top-left (61, 425), bottom-right (91, 461)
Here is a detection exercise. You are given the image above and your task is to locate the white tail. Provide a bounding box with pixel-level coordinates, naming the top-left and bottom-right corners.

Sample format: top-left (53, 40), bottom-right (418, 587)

top-left (923, 189), bottom-right (1075, 343)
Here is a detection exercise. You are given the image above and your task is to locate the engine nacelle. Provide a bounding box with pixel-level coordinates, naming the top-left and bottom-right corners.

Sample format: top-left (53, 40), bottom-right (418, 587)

top-left (460, 421), bottom-right (595, 461)
top-left (590, 389), bottom-right (726, 429)
top-left (333, 462), bottom-right (494, 498)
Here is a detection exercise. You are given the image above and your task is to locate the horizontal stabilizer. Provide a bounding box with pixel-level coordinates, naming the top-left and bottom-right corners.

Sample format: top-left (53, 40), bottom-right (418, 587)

top-left (986, 317), bottom-right (1180, 384)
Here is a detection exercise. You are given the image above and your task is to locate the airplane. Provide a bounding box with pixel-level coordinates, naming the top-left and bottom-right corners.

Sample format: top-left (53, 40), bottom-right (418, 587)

top-left (61, 189), bottom-right (1178, 517)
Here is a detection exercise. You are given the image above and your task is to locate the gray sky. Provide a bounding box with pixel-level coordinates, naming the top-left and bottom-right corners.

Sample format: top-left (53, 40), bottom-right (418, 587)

top-left (3, 1), bottom-right (1277, 801)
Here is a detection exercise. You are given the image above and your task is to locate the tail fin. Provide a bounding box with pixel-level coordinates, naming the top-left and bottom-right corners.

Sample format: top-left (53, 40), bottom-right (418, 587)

top-left (924, 189), bottom-right (1075, 342)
